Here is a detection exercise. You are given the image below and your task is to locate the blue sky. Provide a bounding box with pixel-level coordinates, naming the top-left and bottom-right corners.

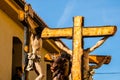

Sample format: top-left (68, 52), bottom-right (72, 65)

top-left (26, 0), bottom-right (120, 80)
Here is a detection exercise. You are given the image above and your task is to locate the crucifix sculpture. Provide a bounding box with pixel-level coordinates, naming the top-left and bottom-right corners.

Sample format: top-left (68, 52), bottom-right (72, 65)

top-left (21, 4), bottom-right (117, 80)
top-left (41, 16), bottom-right (116, 80)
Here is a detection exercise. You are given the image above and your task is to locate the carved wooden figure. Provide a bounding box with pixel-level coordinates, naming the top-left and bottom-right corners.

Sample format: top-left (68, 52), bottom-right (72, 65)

top-left (54, 36), bottom-right (109, 80)
top-left (51, 52), bottom-right (71, 80)
top-left (44, 52), bottom-right (71, 80)
top-left (26, 33), bottom-right (44, 80)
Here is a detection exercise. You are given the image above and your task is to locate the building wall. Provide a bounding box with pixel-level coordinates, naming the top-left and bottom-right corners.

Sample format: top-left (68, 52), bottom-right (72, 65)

top-left (0, 9), bottom-right (24, 80)
top-left (0, 9), bottom-right (54, 80)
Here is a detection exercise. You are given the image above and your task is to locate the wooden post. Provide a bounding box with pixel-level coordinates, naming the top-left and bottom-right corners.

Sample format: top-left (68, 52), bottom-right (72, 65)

top-left (22, 26), bottom-right (29, 80)
top-left (72, 16), bottom-right (84, 80)
top-left (83, 50), bottom-right (89, 80)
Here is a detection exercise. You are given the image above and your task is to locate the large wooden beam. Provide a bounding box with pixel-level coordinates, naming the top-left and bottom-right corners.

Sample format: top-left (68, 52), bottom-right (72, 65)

top-left (41, 26), bottom-right (117, 38)
top-left (82, 51), bottom-right (89, 80)
top-left (23, 26), bottom-right (30, 80)
top-left (41, 27), bottom-right (72, 38)
top-left (72, 16), bottom-right (83, 80)
top-left (26, 16), bottom-right (39, 34)
top-left (89, 55), bottom-right (111, 64)
top-left (44, 53), bottom-right (111, 64)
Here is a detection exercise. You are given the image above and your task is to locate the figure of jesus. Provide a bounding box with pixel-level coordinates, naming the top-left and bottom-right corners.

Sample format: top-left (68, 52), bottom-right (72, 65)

top-left (26, 33), bottom-right (44, 80)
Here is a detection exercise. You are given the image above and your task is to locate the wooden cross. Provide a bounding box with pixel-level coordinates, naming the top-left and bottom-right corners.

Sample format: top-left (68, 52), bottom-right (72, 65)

top-left (40, 16), bottom-right (116, 80)
top-left (25, 15), bottom-right (117, 80)
top-left (21, 4), bottom-right (117, 80)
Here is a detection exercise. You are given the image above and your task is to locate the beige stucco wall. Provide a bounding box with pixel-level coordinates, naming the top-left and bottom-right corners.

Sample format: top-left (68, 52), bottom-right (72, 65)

top-left (0, 9), bottom-right (24, 80)
top-left (0, 9), bottom-right (53, 80)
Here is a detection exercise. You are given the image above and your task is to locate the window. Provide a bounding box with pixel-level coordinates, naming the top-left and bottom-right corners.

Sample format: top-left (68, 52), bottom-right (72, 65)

top-left (12, 37), bottom-right (22, 80)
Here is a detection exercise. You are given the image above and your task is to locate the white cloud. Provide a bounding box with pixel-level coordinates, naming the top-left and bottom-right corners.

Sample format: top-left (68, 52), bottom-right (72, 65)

top-left (57, 0), bottom-right (77, 27)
